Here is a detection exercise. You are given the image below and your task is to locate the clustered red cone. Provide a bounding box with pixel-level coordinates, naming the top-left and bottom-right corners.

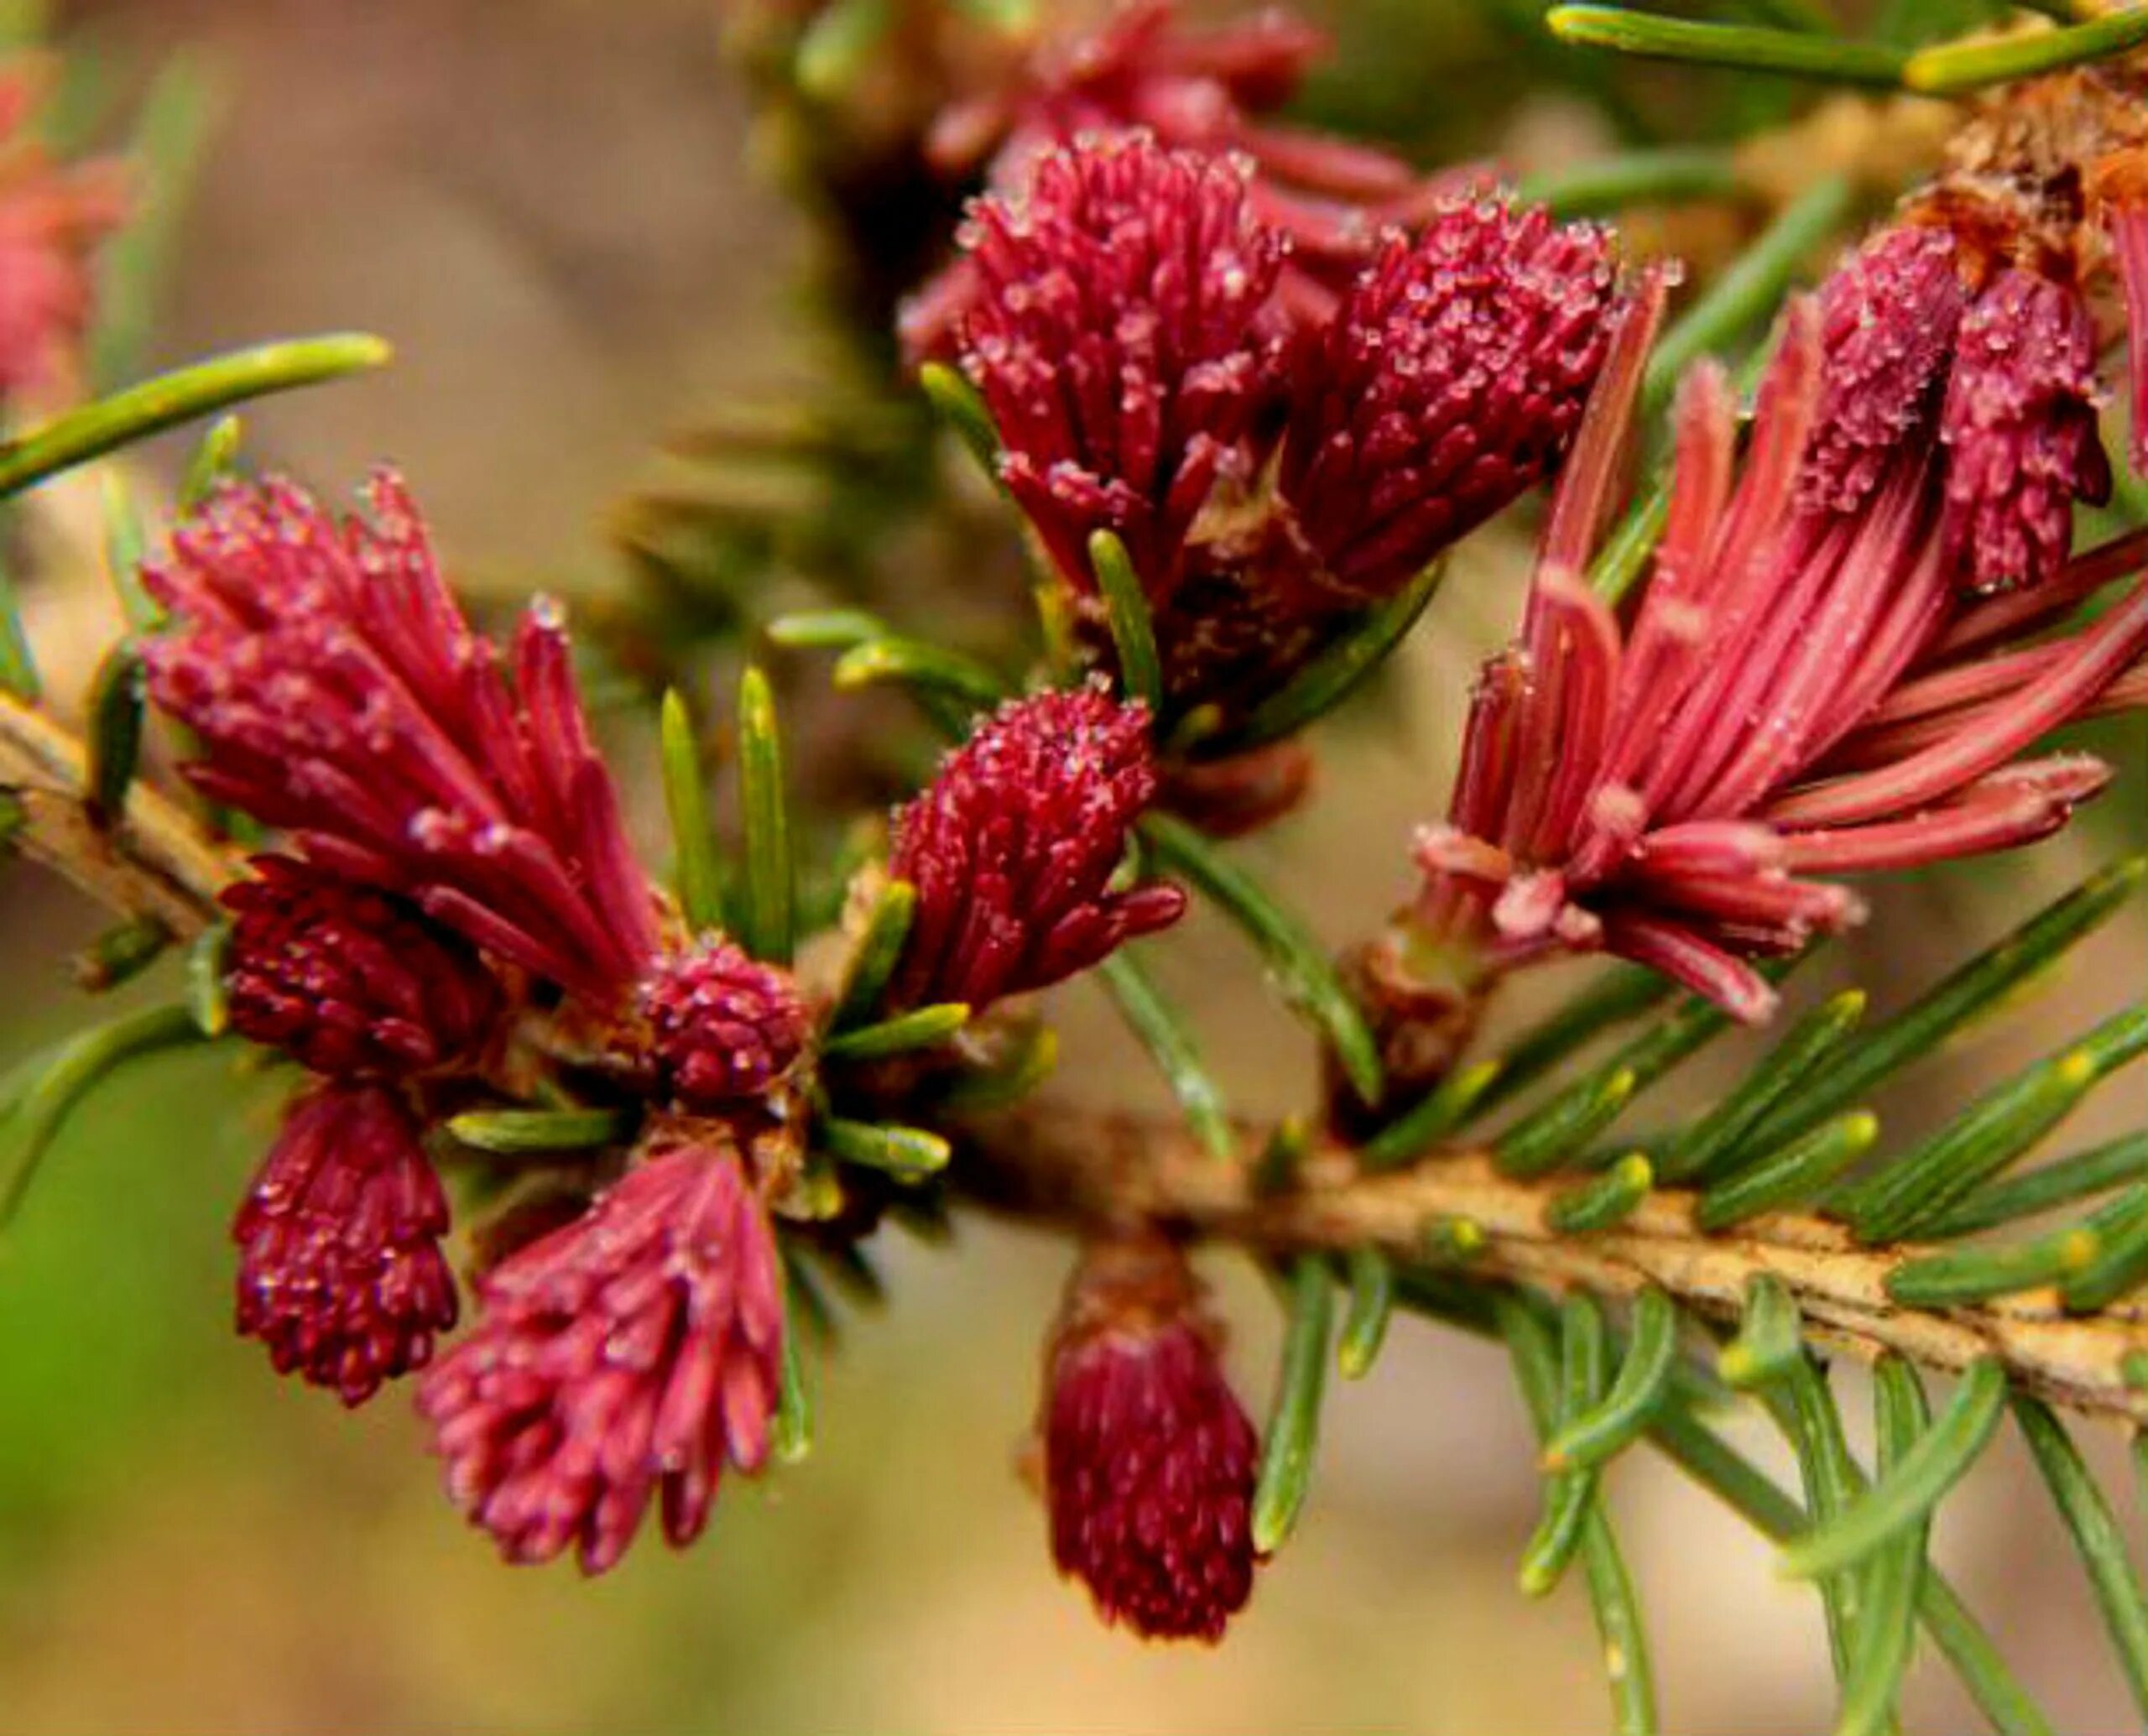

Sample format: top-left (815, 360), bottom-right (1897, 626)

top-left (1404, 263), bottom-right (2148, 1023)
top-left (0, 60), bottom-right (127, 400)
top-left (222, 856), bottom-right (501, 1081)
top-left (221, 853), bottom-right (499, 1401)
top-left (941, 131), bottom-right (1621, 723)
top-left (1937, 267), bottom-right (2109, 595)
top-left (148, 470), bottom-right (1205, 1585)
top-left (416, 1137), bottom-right (785, 1575)
top-left (639, 938), bottom-right (811, 1113)
top-left (142, 472), bottom-right (660, 1003)
top-left (1787, 72), bottom-right (2148, 602)
top-left (234, 1082), bottom-right (458, 1407)
top-left (888, 682), bottom-right (1186, 1011)
top-left (954, 137), bottom-right (1287, 604)
top-left (1277, 198), bottom-right (1619, 601)
top-left (1040, 1235), bottom-right (1260, 1642)
top-left (1794, 220), bottom-right (2111, 597)
top-left (1796, 226), bottom-right (1964, 520)
top-left (143, 472), bottom-right (821, 1577)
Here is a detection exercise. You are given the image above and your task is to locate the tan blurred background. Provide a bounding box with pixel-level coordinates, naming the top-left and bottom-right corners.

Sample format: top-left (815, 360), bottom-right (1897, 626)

top-left (0, 2), bottom-right (2145, 1730)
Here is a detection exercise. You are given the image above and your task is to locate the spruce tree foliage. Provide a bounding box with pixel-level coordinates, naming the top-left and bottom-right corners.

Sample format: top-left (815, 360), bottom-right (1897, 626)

top-left (4, 3), bottom-right (2148, 1728)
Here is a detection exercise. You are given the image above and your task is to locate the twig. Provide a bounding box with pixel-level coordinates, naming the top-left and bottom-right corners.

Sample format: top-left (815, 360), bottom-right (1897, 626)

top-left (954, 1103), bottom-right (2148, 1423)
top-left (0, 691), bottom-right (232, 935)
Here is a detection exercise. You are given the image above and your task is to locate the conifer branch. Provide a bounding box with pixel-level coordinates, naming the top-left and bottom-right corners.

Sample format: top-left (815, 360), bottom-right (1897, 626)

top-left (953, 1103), bottom-right (2148, 1423)
top-left (0, 691), bottom-right (233, 936)
top-left (8, 678), bottom-right (2148, 1433)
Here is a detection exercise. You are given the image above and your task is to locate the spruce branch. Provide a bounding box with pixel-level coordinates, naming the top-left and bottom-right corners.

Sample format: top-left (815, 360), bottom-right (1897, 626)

top-left (17, 666), bottom-right (2145, 1432)
top-left (0, 688), bottom-right (232, 936)
top-left (8, 671), bottom-right (2143, 1431)
top-left (951, 1104), bottom-right (2148, 1422)
top-left (11, 4), bottom-right (2148, 1699)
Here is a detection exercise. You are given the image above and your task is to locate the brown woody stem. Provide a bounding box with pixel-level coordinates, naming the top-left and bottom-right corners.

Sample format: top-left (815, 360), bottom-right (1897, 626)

top-left (954, 1102), bottom-right (2148, 1423)
top-left (0, 693), bottom-right (233, 936)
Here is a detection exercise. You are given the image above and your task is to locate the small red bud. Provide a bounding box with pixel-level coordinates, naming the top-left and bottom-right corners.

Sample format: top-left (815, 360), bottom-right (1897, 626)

top-left (1041, 1236), bottom-right (1259, 1642)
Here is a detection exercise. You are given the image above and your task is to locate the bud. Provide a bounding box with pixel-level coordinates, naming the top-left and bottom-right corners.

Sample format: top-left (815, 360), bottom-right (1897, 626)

top-left (223, 856), bottom-right (501, 1080)
top-left (1041, 1236), bottom-right (1259, 1642)
top-left (954, 134), bottom-right (1286, 601)
top-left (234, 1082), bottom-right (457, 1406)
top-left (415, 1138), bottom-right (783, 1573)
top-left (1939, 267), bottom-right (2110, 595)
top-left (889, 685), bottom-right (1185, 1010)
top-left (639, 939), bottom-right (811, 1113)
top-left (142, 472), bottom-right (660, 1002)
top-left (1797, 224), bottom-right (1965, 518)
top-left (1276, 196), bottom-right (1620, 600)
top-left (945, 141), bottom-right (1622, 733)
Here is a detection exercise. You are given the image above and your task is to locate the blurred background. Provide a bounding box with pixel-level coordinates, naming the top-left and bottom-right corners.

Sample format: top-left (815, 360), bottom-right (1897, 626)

top-left (1, 1), bottom-right (2145, 1730)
